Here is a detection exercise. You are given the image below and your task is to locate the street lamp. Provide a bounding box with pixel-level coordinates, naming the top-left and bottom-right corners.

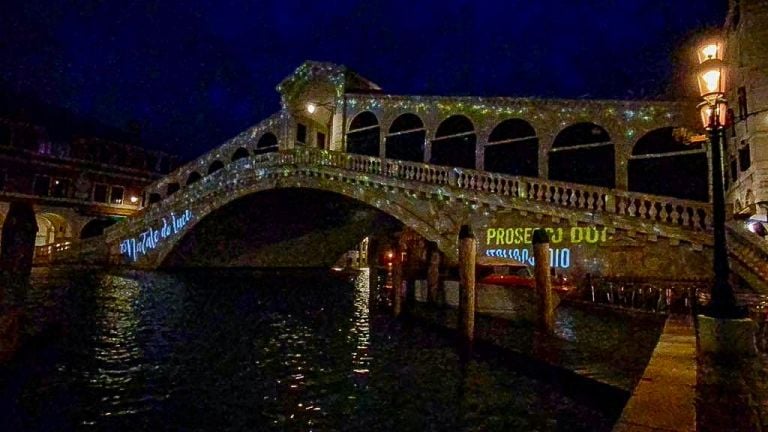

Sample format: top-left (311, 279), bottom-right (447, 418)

top-left (695, 38), bottom-right (745, 319)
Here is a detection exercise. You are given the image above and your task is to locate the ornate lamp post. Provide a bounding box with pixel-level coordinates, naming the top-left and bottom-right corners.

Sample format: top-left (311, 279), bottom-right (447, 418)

top-left (695, 39), bottom-right (744, 319)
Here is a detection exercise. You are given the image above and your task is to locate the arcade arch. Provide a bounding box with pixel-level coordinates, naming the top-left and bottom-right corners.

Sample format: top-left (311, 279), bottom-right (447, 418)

top-left (549, 122), bottom-right (615, 188)
top-left (346, 111), bottom-right (380, 157)
top-left (628, 127), bottom-right (708, 201)
top-left (385, 113), bottom-right (426, 162)
top-left (431, 115), bottom-right (476, 169)
top-left (484, 119), bottom-right (538, 177)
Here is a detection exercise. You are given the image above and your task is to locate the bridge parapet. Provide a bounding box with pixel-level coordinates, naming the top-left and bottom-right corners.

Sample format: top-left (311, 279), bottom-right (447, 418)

top-left (265, 147), bottom-right (714, 234)
top-left (108, 147), bottom-right (715, 252)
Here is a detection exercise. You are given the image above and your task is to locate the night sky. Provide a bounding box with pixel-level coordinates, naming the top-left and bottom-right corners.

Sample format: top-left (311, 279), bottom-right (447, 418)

top-left (1, 0), bottom-right (727, 161)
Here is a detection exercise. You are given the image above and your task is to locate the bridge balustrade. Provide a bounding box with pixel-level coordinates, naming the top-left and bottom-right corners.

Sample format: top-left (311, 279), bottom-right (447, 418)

top-left (132, 147), bottom-right (714, 237)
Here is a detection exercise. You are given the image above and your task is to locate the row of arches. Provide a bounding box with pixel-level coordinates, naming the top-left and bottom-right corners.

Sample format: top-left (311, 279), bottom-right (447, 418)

top-left (346, 111), bottom-right (708, 201)
top-left (152, 132), bottom-right (280, 201)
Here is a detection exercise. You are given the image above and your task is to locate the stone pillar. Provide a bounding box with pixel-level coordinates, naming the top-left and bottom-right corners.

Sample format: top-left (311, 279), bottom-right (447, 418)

top-left (427, 243), bottom-right (441, 304)
top-left (1, 201), bottom-right (37, 278)
top-left (392, 243), bottom-right (403, 318)
top-left (533, 228), bottom-right (555, 333)
top-left (457, 225), bottom-right (476, 344)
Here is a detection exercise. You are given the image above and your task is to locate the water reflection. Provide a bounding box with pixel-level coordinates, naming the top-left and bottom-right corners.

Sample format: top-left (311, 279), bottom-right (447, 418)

top-left (6, 269), bottom-right (616, 431)
top-left (350, 268), bottom-right (371, 377)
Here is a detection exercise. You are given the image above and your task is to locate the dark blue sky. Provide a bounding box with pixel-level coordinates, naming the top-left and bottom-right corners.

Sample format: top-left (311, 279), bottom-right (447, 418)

top-left (1, 0), bottom-right (727, 160)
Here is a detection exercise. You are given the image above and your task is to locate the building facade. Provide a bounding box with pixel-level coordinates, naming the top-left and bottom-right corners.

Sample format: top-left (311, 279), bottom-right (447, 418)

top-left (0, 114), bottom-right (176, 264)
top-left (724, 0), bottom-right (768, 223)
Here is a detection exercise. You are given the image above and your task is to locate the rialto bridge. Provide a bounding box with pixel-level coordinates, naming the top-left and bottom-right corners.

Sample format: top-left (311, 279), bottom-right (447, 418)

top-left (57, 61), bottom-right (768, 293)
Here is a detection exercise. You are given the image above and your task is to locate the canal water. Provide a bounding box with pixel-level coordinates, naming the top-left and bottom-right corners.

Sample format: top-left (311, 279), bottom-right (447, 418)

top-left (2, 268), bottom-right (638, 431)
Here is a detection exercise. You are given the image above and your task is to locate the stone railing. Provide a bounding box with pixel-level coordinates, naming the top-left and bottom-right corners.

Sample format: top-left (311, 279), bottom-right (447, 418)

top-left (51, 235), bottom-right (110, 264)
top-left (122, 147), bottom-right (714, 238)
top-left (33, 240), bottom-right (73, 265)
top-left (281, 148), bottom-right (713, 232)
top-left (726, 222), bottom-right (768, 290)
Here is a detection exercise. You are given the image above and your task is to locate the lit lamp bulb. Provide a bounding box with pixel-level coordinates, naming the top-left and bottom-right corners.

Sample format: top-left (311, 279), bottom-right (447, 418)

top-left (130, 196), bottom-right (139, 204)
top-left (306, 103), bottom-right (317, 114)
top-left (701, 44), bottom-right (718, 61)
top-left (701, 69), bottom-right (721, 93)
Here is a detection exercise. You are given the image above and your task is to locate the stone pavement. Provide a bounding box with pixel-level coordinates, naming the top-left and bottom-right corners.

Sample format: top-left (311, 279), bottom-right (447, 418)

top-left (613, 315), bottom-right (696, 432)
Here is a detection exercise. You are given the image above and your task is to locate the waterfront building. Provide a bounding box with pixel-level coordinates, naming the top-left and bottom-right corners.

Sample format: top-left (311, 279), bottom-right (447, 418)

top-left (724, 0), bottom-right (768, 225)
top-left (0, 109), bottom-right (176, 265)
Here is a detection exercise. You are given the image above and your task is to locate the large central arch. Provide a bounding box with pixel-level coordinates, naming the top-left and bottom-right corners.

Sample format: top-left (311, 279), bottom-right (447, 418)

top-left (123, 167), bottom-right (461, 269)
top-left (161, 188), bottom-right (404, 268)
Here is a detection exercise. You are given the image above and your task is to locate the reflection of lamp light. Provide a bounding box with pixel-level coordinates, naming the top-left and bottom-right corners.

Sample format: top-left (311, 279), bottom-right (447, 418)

top-left (129, 196), bottom-right (139, 204)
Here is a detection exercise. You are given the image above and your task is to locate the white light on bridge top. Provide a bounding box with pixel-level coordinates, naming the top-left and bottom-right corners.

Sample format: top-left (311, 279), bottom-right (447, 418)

top-left (306, 103), bottom-right (317, 114)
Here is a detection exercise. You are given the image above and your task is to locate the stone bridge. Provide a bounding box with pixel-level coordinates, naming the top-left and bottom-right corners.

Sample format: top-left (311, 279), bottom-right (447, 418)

top-left (55, 61), bottom-right (768, 293)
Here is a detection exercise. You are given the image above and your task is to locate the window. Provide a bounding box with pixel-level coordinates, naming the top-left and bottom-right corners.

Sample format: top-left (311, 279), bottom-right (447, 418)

top-left (296, 123), bottom-right (307, 144)
top-left (737, 87), bottom-right (748, 120)
top-left (111, 186), bottom-right (124, 204)
top-left (317, 132), bottom-right (326, 149)
top-left (33, 175), bottom-right (50, 196)
top-left (0, 170), bottom-right (6, 191)
top-left (93, 184), bottom-right (108, 203)
top-left (728, 109), bottom-right (736, 137)
top-left (38, 140), bottom-right (52, 155)
top-left (739, 141), bottom-right (751, 171)
top-left (51, 178), bottom-right (70, 198)
top-left (730, 159), bottom-right (738, 183)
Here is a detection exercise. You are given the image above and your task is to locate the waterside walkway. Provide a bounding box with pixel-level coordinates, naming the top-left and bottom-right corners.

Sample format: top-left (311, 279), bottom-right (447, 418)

top-left (613, 316), bottom-right (696, 432)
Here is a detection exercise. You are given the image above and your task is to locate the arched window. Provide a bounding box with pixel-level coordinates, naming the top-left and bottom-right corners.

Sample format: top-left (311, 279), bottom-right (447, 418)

top-left (231, 147), bottom-right (249, 161)
top-left (484, 119), bottom-right (538, 176)
top-left (549, 122), bottom-right (615, 188)
top-left (628, 127), bottom-right (708, 201)
top-left (385, 113), bottom-right (425, 162)
top-left (186, 171), bottom-right (202, 185)
top-left (208, 160), bottom-right (224, 175)
top-left (346, 111), bottom-right (380, 157)
top-left (431, 115), bottom-right (476, 169)
top-left (255, 132), bottom-right (278, 155)
top-left (148, 193), bottom-right (162, 204)
top-left (166, 182), bottom-right (180, 196)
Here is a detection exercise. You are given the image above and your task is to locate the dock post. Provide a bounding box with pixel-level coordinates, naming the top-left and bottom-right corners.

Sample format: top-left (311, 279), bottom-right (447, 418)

top-left (458, 225), bottom-right (476, 345)
top-left (533, 228), bottom-right (554, 333)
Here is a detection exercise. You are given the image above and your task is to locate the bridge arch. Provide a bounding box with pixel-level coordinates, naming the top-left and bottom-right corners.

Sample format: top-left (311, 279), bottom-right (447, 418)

top-left (346, 111), bottom-right (380, 157)
top-left (166, 182), bottom-right (180, 197)
top-left (186, 171), bottom-right (202, 186)
top-left (385, 113), bottom-right (426, 162)
top-left (148, 176), bottom-right (456, 268)
top-left (255, 132), bottom-right (279, 155)
top-left (431, 114), bottom-right (476, 169)
top-left (549, 122), bottom-right (615, 188)
top-left (484, 118), bottom-right (538, 177)
top-left (231, 147), bottom-right (249, 162)
top-left (207, 160), bottom-right (224, 175)
top-left (628, 127), bottom-right (708, 201)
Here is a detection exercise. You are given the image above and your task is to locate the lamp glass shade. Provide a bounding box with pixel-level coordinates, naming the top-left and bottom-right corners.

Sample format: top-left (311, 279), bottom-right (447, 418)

top-left (697, 59), bottom-right (726, 100)
top-left (699, 100), bottom-right (729, 129)
top-left (697, 41), bottom-right (723, 63)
